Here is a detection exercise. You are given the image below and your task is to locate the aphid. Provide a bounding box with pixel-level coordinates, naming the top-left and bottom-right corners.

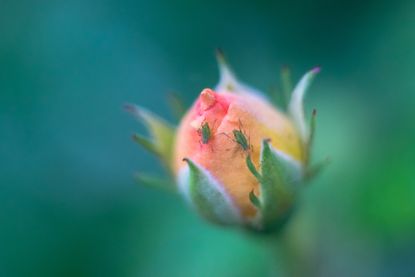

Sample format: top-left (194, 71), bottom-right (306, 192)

top-left (222, 120), bottom-right (253, 154)
top-left (196, 121), bottom-right (217, 152)
top-left (200, 122), bottom-right (212, 144)
top-left (196, 120), bottom-right (217, 145)
top-left (233, 119), bottom-right (253, 151)
top-left (232, 129), bottom-right (250, 151)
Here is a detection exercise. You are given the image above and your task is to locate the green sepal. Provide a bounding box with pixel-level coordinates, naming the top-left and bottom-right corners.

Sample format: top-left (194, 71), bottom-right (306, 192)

top-left (305, 109), bottom-right (317, 165)
top-left (308, 109), bottom-right (317, 147)
top-left (257, 139), bottom-right (303, 229)
top-left (281, 66), bottom-right (293, 106)
top-left (167, 92), bottom-right (187, 121)
top-left (215, 49), bottom-right (238, 93)
top-left (288, 67), bottom-right (320, 143)
top-left (305, 158), bottom-right (330, 182)
top-left (214, 49), bottom-right (266, 98)
top-left (179, 158), bottom-right (242, 225)
top-left (132, 133), bottom-right (158, 156)
top-left (134, 173), bottom-right (176, 192)
top-left (246, 155), bottom-right (262, 181)
top-left (125, 104), bottom-right (175, 170)
top-left (249, 190), bottom-right (261, 209)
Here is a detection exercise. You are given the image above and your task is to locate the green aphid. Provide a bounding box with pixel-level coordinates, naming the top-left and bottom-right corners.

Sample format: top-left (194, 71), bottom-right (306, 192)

top-left (232, 129), bottom-right (250, 151)
top-left (200, 122), bottom-right (212, 144)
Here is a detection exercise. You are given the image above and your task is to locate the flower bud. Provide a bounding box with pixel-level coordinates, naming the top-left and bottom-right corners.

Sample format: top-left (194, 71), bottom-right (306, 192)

top-left (127, 54), bottom-right (321, 232)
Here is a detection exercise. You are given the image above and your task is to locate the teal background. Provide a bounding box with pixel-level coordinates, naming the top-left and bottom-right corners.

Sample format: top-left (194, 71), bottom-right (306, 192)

top-left (1, 0), bottom-right (415, 276)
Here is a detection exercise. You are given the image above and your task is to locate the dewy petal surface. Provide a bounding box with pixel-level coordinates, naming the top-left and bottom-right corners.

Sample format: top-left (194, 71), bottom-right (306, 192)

top-left (174, 88), bottom-right (303, 219)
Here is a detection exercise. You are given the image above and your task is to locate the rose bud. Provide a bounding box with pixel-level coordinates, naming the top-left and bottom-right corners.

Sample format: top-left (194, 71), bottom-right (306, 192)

top-left (126, 53), bottom-right (322, 232)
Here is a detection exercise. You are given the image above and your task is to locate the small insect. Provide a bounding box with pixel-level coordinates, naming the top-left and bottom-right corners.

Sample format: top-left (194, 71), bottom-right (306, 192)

top-left (222, 120), bottom-right (253, 154)
top-left (199, 122), bottom-right (212, 144)
top-left (232, 129), bottom-right (250, 151)
top-left (196, 120), bottom-right (217, 151)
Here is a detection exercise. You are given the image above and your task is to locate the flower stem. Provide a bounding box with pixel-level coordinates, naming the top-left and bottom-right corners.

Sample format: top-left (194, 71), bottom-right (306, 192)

top-left (255, 227), bottom-right (315, 277)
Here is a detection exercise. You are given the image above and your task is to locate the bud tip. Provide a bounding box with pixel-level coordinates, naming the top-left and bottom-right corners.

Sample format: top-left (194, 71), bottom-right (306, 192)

top-left (200, 88), bottom-right (216, 110)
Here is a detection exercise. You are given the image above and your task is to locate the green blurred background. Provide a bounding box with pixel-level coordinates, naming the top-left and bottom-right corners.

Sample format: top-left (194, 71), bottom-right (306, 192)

top-left (1, 0), bottom-right (414, 276)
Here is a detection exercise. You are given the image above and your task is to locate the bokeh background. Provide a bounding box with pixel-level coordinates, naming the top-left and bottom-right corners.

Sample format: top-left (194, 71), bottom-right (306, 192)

top-left (1, 0), bottom-right (415, 276)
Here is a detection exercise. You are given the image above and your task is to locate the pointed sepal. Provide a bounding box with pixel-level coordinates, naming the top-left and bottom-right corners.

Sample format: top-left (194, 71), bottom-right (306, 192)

top-left (167, 92), bottom-right (187, 121)
top-left (134, 173), bottom-right (176, 192)
top-left (132, 133), bottom-right (158, 156)
top-left (304, 109), bottom-right (317, 165)
top-left (178, 158), bottom-right (242, 225)
top-left (288, 67), bottom-right (320, 143)
top-left (257, 139), bottom-right (303, 229)
top-left (305, 157), bottom-right (330, 182)
top-left (249, 190), bottom-right (261, 209)
top-left (281, 66), bottom-right (293, 106)
top-left (125, 104), bottom-right (175, 169)
top-left (215, 49), bottom-right (266, 98)
top-left (246, 155), bottom-right (262, 181)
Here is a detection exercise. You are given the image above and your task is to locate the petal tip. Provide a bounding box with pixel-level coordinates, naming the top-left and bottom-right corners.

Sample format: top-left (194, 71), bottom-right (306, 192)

top-left (215, 48), bottom-right (226, 64)
top-left (124, 103), bottom-right (138, 115)
top-left (200, 88), bottom-right (216, 110)
top-left (311, 66), bottom-right (321, 74)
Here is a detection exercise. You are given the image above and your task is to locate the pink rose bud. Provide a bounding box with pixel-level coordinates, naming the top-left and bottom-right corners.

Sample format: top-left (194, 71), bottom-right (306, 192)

top-left (127, 53), bottom-right (322, 232)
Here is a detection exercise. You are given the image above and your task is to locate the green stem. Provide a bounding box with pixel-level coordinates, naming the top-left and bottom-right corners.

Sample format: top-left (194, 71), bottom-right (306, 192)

top-left (252, 227), bottom-right (315, 277)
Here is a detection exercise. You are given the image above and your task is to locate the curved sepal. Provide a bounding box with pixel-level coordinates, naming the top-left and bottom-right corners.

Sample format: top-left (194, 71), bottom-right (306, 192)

top-left (167, 92), bottom-right (187, 121)
top-left (215, 50), bottom-right (266, 98)
top-left (288, 67), bottom-right (320, 143)
top-left (305, 157), bottom-right (330, 182)
top-left (178, 158), bottom-right (242, 225)
top-left (257, 139), bottom-right (303, 228)
top-left (134, 173), bottom-right (176, 192)
top-left (281, 66), bottom-right (293, 102)
top-left (125, 104), bottom-right (175, 169)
